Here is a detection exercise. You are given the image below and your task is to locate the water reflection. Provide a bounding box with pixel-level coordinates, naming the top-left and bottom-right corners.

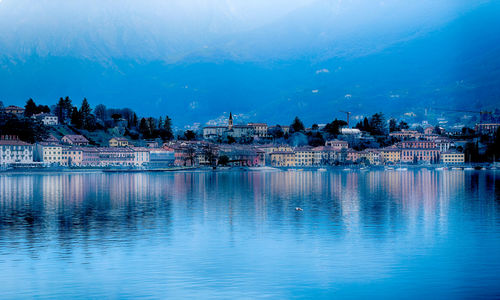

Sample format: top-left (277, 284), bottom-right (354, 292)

top-left (0, 170), bottom-right (499, 298)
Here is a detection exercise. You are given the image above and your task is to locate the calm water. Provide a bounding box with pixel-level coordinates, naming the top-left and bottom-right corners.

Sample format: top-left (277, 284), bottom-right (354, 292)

top-left (0, 170), bottom-right (499, 299)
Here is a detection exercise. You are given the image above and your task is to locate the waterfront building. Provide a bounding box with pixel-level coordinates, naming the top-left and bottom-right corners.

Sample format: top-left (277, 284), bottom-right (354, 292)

top-left (270, 151), bottom-right (295, 167)
top-left (62, 147), bottom-right (84, 167)
top-left (435, 137), bottom-right (455, 152)
top-left (364, 149), bottom-right (382, 165)
top-left (62, 135), bottom-right (89, 146)
top-left (401, 148), bottom-right (440, 163)
top-left (294, 146), bottom-right (314, 166)
top-left (149, 148), bottom-right (174, 168)
top-left (132, 147), bottom-right (150, 166)
top-left (312, 146), bottom-right (340, 165)
top-left (33, 113), bottom-right (58, 126)
top-left (35, 143), bottom-right (63, 165)
top-left (440, 151), bottom-right (465, 165)
top-left (96, 147), bottom-right (135, 166)
top-left (380, 148), bottom-right (401, 164)
top-left (109, 137), bottom-right (129, 147)
top-left (346, 150), bottom-right (360, 163)
top-left (0, 135), bottom-right (34, 165)
top-left (218, 145), bottom-right (262, 167)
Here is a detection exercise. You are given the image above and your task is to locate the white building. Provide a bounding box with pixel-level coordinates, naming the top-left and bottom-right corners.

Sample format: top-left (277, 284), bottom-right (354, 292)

top-left (132, 147), bottom-right (150, 166)
top-left (0, 136), bottom-right (34, 165)
top-left (33, 113), bottom-right (59, 126)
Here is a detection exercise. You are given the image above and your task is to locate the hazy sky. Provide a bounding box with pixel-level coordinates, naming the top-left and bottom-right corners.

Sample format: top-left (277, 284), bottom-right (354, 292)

top-left (0, 0), bottom-right (497, 125)
top-left (0, 0), bottom-right (489, 61)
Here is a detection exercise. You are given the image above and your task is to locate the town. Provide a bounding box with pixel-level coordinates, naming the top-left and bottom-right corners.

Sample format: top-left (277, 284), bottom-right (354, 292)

top-left (0, 98), bottom-right (499, 171)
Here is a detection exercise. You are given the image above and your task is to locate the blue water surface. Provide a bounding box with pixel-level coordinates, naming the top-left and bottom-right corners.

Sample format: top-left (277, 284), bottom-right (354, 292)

top-left (0, 170), bottom-right (499, 299)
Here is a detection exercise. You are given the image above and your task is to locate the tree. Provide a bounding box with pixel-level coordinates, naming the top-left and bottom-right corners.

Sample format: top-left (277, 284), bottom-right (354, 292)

top-left (218, 155), bottom-right (229, 166)
top-left (71, 107), bottom-right (81, 128)
top-left (184, 130), bottom-right (196, 141)
top-left (398, 121), bottom-right (409, 130)
top-left (389, 118), bottom-right (398, 132)
top-left (269, 125), bottom-right (284, 139)
top-left (290, 116), bottom-right (305, 133)
top-left (24, 98), bottom-right (38, 117)
top-left (163, 116), bottom-right (173, 140)
top-left (323, 119), bottom-right (347, 136)
top-left (312, 124), bottom-right (319, 131)
top-left (94, 104), bottom-right (107, 121)
top-left (434, 124), bottom-right (442, 135)
top-left (369, 113), bottom-right (386, 136)
top-left (79, 98), bottom-right (93, 129)
top-left (132, 113), bottom-right (138, 128)
top-left (55, 96), bottom-right (72, 123)
top-left (139, 118), bottom-right (151, 138)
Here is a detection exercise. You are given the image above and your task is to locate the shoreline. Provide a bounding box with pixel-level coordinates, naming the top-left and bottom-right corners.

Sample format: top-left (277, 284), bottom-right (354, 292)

top-left (0, 164), bottom-right (497, 174)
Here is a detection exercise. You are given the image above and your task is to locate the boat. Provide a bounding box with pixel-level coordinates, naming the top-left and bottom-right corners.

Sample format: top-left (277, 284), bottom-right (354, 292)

top-left (318, 168), bottom-right (327, 172)
top-left (451, 167), bottom-right (462, 170)
top-left (396, 167), bottom-right (408, 171)
top-left (464, 167), bottom-right (474, 171)
top-left (343, 168), bottom-right (351, 171)
top-left (384, 166), bottom-right (394, 171)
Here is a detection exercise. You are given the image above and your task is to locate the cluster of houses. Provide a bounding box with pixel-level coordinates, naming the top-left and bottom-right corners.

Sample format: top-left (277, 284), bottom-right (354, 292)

top-left (2, 109), bottom-right (493, 169)
top-left (1, 105), bottom-right (59, 125)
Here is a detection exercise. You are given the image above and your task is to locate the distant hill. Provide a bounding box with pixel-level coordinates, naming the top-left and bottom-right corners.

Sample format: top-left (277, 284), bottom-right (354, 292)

top-left (0, 0), bottom-right (498, 126)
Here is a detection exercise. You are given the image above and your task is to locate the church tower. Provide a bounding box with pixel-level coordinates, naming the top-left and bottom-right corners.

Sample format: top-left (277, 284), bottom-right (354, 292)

top-left (228, 112), bottom-right (233, 129)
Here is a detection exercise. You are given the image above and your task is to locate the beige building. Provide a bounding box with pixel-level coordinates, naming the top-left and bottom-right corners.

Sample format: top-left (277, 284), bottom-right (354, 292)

top-left (380, 148), bottom-right (401, 164)
top-left (37, 144), bottom-right (63, 165)
top-left (295, 147), bottom-right (314, 166)
top-left (109, 137), bottom-right (129, 147)
top-left (441, 151), bottom-right (465, 165)
top-left (62, 147), bottom-right (84, 166)
top-left (270, 151), bottom-right (296, 167)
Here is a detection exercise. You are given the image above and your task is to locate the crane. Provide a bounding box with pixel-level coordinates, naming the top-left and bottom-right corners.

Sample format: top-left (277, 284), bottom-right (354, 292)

top-left (340, 110), bottom-right (351, 128)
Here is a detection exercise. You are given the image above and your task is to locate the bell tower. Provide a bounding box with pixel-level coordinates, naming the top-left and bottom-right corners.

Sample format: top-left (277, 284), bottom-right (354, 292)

top-left (228, 112), bottom-right (233, 129)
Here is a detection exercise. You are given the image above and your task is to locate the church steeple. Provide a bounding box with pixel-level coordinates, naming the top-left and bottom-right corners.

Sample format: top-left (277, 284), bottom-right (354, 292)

top-left (228, 112), bottom-right (233, 129)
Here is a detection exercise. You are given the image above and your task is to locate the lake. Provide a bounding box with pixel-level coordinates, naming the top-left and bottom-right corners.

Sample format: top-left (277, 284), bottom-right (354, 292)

top-left (0, 170), bottom-right (499, 299)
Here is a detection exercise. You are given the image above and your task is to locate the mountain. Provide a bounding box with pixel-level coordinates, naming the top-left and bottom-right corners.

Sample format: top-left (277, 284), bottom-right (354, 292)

top-left (0, 0), bottom-right (498, 127)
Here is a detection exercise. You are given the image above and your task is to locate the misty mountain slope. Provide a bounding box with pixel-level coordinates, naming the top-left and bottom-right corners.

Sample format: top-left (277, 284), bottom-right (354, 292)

top-left (0, 0), bottom-right (498, 126)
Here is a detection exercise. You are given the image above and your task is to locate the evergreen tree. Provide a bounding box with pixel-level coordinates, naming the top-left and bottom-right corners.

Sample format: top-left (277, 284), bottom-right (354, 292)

top-left (79, 98), bottom-right (92, 129)
top-left (158, 117), bottom-right (163, 129)
top-left (369, 113), bottom-right (387, 136)
top-left (290, 116), bottom-right (305, 133)
top-left (71, 107), bottom-right (81, 128)
top-left (132, 113), bottom-right (138, 128)
top-left (163, 116), bottom-right (173, 140)
top-left (24, 98), bottom-right (38, 117)
top-left (389, 118), bottom-right (398, 132)
top-left (398, 121), bottom-right (409, 130)
top-left (139, 118), bottom-right (150, 138)
top-left (94, 104), bottom-right (107, 121)
top-left (363, 117), bottom-right (370, 131)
